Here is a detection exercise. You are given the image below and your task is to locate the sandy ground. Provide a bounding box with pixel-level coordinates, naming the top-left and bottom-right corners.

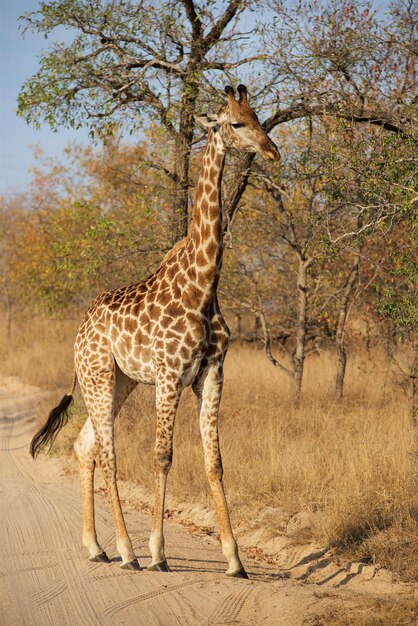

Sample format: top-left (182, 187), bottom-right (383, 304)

top-left (0, 377), bottom-right (415, 626)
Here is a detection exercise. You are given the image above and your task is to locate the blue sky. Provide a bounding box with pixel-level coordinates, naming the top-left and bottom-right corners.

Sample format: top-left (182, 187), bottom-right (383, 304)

top-left (0, 0), bottom-right (88, 196)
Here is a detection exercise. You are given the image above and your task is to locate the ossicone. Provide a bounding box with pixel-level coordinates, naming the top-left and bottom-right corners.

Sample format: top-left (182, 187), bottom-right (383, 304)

top-left (237, 84), bottom-right (248, 103)
top-left (224, 85), bottom-right (237, 104)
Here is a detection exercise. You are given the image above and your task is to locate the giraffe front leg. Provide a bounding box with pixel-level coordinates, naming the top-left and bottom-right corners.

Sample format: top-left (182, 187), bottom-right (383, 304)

top-left (74, 418), bottom-right (109, 563)
top-left (198, 361), bottom-right (248, 578)
top-left (148, 373), bottom-right (181, 572)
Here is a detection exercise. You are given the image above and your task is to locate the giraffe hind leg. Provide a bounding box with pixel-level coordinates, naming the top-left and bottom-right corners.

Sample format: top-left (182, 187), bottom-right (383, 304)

top-left (114, 366), bottom-right (140, 569)
top-left (77, 366), bottom-right (139, 569)
top-left (74, 417), bottom-right (108, 562)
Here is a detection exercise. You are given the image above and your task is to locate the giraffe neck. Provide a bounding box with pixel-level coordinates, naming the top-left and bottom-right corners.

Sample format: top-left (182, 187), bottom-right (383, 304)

top-left (189, 128), bottom-right (226, 293)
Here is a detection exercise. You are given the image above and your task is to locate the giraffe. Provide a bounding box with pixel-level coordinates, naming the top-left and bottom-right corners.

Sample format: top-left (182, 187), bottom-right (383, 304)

top-left (30, 84), bottom-right (280, 578)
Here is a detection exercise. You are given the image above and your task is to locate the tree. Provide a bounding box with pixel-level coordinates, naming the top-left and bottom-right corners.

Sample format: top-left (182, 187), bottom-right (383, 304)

top-left (374, 221), bottom-right (417, 420)
top-left (218, 0), bottom-right (417, 231)
top-left (316, 112), bottom-right (417, 397)
top-left (0, 137), bottom-right (171, 314)
top-left (221, 98), bottom-right (417, 398)
top-left (264, 0), bottom-right (417, 136)
top-left (221, 126), bottom-right (326, 399)
top-left (0, 198), bottom-right (28, 337)
top-left (17, 0), bottom-right (266, 242)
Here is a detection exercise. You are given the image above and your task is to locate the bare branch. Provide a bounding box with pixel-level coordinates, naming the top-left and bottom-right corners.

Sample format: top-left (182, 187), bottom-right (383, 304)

top-left (202, 0), bottom-right (243, 52)
top-left (203, 55), bottom-right (270, 70)
top-left (327, 210), bottom-right (397, 245)
top-left (145, 162), bottom-right (179, 184)
top-left (125, 58), bottom-right (185, 75)
top-left (257, 295), bottom-right (293, 378)
top-left (264, 102), bottom-right (410, 135)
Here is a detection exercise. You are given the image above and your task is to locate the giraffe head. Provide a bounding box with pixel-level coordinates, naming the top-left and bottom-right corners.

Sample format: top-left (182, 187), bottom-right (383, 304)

top-left (195, 84), bottom-right (280, 162)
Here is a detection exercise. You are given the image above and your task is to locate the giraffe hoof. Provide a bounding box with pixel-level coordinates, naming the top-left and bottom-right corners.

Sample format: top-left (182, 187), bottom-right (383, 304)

top-left (121, 558), bottom-right (141, 571)
top-left (226, 568), bottom-right (249, 579)
top-left (90, 551), bottom-right (110, 563)
top-left (147, 560), bottom-right (170, 572)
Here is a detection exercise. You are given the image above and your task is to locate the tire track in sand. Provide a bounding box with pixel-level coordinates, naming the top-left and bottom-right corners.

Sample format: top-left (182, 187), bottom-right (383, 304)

top-left (207, 583), bottom-right (255, 624)
top-left (0, 404), bottom-right (103, 626)
top-left (103, 577), bottom-right (218, 618)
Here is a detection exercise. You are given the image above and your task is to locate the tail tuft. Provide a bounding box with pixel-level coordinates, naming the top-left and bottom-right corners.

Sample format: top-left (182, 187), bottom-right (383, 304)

top-left (30, 394), bottom-right (73, 459)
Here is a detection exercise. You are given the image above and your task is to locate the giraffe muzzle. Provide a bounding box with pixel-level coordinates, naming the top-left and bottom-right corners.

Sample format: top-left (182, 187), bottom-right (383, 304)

top-left (262, 147), bottom-right (281, 162)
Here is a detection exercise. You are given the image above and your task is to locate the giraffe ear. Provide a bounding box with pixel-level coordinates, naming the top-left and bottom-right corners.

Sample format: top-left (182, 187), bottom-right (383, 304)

top-left (194, 113), bottom-right (219, 129)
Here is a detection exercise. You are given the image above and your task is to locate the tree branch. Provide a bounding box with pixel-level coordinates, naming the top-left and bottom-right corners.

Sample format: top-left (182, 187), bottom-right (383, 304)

top-left (264, 102), bottom-right (410, 135)
top-left (181, 0), bottom-right (203, 39)
top-left (203, 54), bottom-right (269, 70)
top-left (125, 58), bottom-right (185, 75)
top-left (257, 295), bottom-right (293, 378)
top-left (202, 0), bottom-right (243, 52)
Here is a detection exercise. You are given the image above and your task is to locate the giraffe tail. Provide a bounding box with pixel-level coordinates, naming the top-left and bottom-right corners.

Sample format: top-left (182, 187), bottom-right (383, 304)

top-left (29, 371), bottom-right (77, 459)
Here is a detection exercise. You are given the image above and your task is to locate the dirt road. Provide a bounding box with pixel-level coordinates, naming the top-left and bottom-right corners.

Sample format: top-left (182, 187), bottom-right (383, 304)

top-left (0, 379), bottom-right (363, 625)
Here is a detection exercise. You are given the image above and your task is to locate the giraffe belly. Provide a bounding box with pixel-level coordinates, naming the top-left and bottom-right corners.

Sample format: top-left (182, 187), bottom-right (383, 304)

top-left (113, 347), bottom-right (156, 384)
top-left (111, 327), bottom-right (207, 387)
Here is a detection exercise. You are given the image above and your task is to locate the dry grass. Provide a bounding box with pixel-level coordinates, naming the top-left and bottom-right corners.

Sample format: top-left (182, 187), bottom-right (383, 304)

top-left (305, 595), bottom-right (417, 626)
top-left (1, 315), bottom-right (79, 391)
top-left (2, 316), bottom-right (417, 582)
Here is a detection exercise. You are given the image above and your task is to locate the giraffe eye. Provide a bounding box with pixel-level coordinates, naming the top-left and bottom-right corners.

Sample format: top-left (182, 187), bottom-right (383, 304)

top-left (231, 123), bottom-right (245, 129)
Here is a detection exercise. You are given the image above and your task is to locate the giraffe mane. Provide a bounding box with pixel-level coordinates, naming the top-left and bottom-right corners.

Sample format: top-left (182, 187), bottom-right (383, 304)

top-left (158, 235), bottom-right (190, 267)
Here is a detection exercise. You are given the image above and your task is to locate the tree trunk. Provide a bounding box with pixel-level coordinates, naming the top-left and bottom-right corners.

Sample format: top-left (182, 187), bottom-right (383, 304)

top-left (253, 313), bottom-right (261, 343)
top-left (293, 257), bottom-right (310, 398)
top-left (223, 153), bottom-right (255, 230)
top-left (173, 133), bottom-right (191, 243)
top-left (409, 352), bottom-right (417, 425)
top-left (335, 254), bottom-right (360, 400)
top-left (335, 345), bottom-right (347, 400)
top-left (173, 71), bottom-right (201, 244)
top-left (4, 288), bottom-right (12, 341)
top-left (236, 313), bottom-right (243, 346)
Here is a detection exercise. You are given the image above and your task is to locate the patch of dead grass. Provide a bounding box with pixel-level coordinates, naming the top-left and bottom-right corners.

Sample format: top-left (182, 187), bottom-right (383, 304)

top-left (359, 525), bottom-right (418, 583)
top-left (1, 315), bottom-right (78, 390)
top-left (305, 595), bottom-right (417, 626)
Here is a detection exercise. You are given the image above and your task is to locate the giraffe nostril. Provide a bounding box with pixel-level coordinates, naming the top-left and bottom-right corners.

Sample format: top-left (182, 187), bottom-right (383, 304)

top-left (258, 137), bottom-right (281, 161)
